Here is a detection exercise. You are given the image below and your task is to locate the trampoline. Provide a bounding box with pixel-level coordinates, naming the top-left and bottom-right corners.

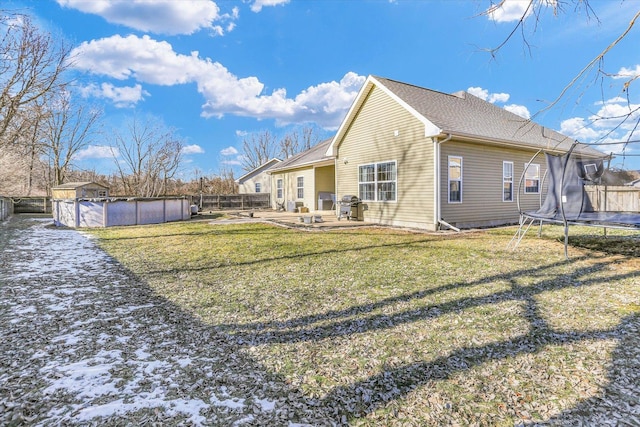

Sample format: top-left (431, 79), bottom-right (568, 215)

top-left (509, 141), bottom-right (640, 258)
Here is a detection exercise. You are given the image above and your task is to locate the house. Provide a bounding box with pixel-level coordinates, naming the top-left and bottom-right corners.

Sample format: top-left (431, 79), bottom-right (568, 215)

top-left (626, 177), bottom-right (640, 187)
top-left (268, 138), bottom-right (336, 212)
top-left (236, 158), bottom-right (281, 194)
top-left (51, 182), bottom-right (109, 199)
top-left (327, 75), bottom-right (602, 230)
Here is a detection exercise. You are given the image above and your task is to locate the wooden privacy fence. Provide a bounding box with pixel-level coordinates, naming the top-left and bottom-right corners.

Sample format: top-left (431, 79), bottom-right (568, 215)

top-left (193, 193), bottom-right (271, 211)
top-left (0, 196), bottom-right (12, 221)
top-left (585, 185), bottom-right (640, 212)
top-left (11, 197), bottom-right (52, 214)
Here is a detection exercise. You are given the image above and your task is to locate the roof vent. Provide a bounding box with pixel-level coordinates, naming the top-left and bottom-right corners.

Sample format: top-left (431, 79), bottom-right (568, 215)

top-left (452, 91), bottom-right (466, 99)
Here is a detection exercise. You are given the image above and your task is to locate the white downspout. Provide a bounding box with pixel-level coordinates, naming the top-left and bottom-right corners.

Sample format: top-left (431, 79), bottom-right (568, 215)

top-left (434, 133), bottom-right (453, 230)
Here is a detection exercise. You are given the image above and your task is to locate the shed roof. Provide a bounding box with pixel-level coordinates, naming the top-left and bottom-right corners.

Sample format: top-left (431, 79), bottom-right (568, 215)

top-left (52, 182), bottom-right (109, 189)
top-left (269, 138), bottom-right (334, 173)
top-left (328, 75), bottom-right (602, 157)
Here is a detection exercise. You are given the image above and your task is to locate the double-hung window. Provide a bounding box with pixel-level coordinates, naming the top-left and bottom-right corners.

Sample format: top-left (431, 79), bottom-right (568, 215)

top-left (255, 182), bottom-right (261, 193)
top-left (358, 161), bottom-right (396, 201)
top-left (448, 156), bottom-right (462, 203)
top-left (524, 163), bottom-right (540, 193)
top-left (503, 161), bottom-right (513, 202)
top-left (276, 179), bottom-right (283, 199)
top-left (297, 176), bottom-right (304, 199)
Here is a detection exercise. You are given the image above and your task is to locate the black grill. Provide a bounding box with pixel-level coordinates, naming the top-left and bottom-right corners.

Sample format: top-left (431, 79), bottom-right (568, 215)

top-left (338, 195), bottom-right (362, 221)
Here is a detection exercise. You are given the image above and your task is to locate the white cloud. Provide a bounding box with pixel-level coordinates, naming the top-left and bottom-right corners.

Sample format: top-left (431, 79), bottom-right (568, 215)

top-left (489, 92), bottom-right (510, 103)
top-left (613, 64), bottom-right (640, 79)
top-left (504, 104), bottom-right (531, 119)
top-left (560, 117), bottom-right (605, 141)
top-left (79, 83), bottom-right (148, 107)
top-left (467, 87), bottom-right (488, 100)
top-left (221, 158), bottom-right (243, 166)
top-left (74, 145), bottom-right (116, 160)
top-left (220, 146), bottom-right (239, 156)
top-left (182, 144), bottom-right (205, 155)
top-left (56, 0), bottom-right (236, 36)
top-left (467, 87), bottom-right (510, 104)
top-left (70, 35), bottom-right (366, 130)
top-left (251, 0), bottom-right (290, 13)
top-left (485, 0), bottom-right (532, 23)
top-left (559, 97), bottom-right (640, 155)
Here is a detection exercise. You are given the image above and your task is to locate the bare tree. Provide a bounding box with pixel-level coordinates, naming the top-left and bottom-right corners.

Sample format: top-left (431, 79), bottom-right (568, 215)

top-left (279, 126), bottom-right (320, 159)
top-left (241, 130), bottom-right (278, 172)
top-left (111, 114), bottom-right (184, 197)
top-left (41, 89), bottom-right (101, 186)
top-left (0, 12), bottom-right (71, 149)
top-left (480, 1), bottom-right (640, 146)
top-left (241, 126), bottom-right (321, 172)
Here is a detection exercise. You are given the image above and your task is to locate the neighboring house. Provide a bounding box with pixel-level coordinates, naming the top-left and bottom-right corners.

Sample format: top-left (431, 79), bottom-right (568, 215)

top-left (51, 182), bottom-right (109, 199)
top-left (626, 178), bottom-right (640, 187)
top-left (269, 138), bottom-right (336, 211)
top-left (326, 75), bottom-right (602, 230)
top-left (236, 158), bottom-right (282, 194)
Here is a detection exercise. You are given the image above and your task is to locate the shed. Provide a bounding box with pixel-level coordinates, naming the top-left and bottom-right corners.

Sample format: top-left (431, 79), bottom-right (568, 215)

top-left (52, 182), bottom-right (110, 200)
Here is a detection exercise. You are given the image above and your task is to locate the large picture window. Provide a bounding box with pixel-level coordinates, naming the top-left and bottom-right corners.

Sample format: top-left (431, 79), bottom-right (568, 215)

top-left (358, 161), bottom-right (396, 201)
top-left (503, 161), bottom-right (513, 202)
top-left (276, 179), bottom-right (283, 199)
top-left (297, 176), bottom-right (304, 199)
top-left (448, 156), bottom-right (462, 203)
top-left (524, 163), bottom-right (540, 193)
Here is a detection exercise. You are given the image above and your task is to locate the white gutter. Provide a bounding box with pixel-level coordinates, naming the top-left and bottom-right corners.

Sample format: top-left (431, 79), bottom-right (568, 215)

top-left (434, 133), bottom-right (453, 230)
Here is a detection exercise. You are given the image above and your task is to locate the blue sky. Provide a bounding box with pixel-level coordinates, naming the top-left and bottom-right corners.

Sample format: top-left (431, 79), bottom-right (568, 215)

top-left (9, 0), bottom-right (640, 177)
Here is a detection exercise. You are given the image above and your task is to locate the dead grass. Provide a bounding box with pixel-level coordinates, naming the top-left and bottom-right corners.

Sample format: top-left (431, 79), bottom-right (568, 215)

top-left (87, 221), bottom-right (640, 425)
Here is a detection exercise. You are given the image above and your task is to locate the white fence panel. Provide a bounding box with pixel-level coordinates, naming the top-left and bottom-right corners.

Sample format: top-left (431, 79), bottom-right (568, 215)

top-left (53, 201), bottom-right (76, 227)
top-left (165, 199), bottom-right (189, 221)
top-left (106, 200), bottom-right (137, 226)
top-left (78, 202), bottom-right (105, 227)
top-left (52, 198), bottom-right (191, 228)
top-left (0, 196), bottom-right (12, 221)
top-left (137, 200), bottom-right (165, 225)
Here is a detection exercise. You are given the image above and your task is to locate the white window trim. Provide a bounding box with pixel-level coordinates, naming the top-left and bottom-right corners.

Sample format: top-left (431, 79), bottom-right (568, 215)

top-left (276, 179), bottom-right (283, 199)
top-left (503, 161), bottom-right (514, 202)
top-left (448, 155), bottom-right (463, 203)
top-left (255, 182), bottom-right (261, 193)
top-left (296, 176), bottom-right (304, 200)
top-left (584, 163), bottom-right (598, 175)
top-left (524, 162), bottom-right (540, 194)
top-left (357, 160), bottom-right (397, 202)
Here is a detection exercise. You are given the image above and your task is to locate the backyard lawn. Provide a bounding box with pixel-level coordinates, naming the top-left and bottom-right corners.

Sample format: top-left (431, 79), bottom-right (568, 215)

top-left (87, 221), bottom-right (640, 425)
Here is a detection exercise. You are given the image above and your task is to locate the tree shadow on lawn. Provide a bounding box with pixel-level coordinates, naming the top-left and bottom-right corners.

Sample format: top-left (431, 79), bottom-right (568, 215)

top-left (216, 253), bottom-right (640, 424)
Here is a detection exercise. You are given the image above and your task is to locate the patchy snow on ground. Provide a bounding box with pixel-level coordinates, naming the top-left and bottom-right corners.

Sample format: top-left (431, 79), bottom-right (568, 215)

top-left (0, 218), bottom-right (331, 426)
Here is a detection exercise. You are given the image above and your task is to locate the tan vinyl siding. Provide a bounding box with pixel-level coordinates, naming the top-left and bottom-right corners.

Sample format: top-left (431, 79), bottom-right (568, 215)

top-left (238, 172), bottom-right (271, 194)
top-left (314, 165), bottom-right (335, 209)
top-left (440, 141), bottom-right (547, 228)
top-left (270, 167), bottom-right (316, 210)
top-left (335, 86), bottom-right (436, 229)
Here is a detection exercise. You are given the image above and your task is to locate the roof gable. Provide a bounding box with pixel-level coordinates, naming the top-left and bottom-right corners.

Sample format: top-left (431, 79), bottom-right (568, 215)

top-left (269, 138), bottom-right (334, 172)
top-left (236, 158), bottom-right (282, 183)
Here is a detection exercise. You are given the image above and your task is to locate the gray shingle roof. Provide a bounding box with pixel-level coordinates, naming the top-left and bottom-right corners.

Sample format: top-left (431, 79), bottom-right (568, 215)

top-left (268, 138), bottom-right (334, 172)
top-left (52, 182), bottom-right (108, 189)
top-left (236, 158), bottom-right (282, 183)
top-left (374, 76), bottom-right (596, 154)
